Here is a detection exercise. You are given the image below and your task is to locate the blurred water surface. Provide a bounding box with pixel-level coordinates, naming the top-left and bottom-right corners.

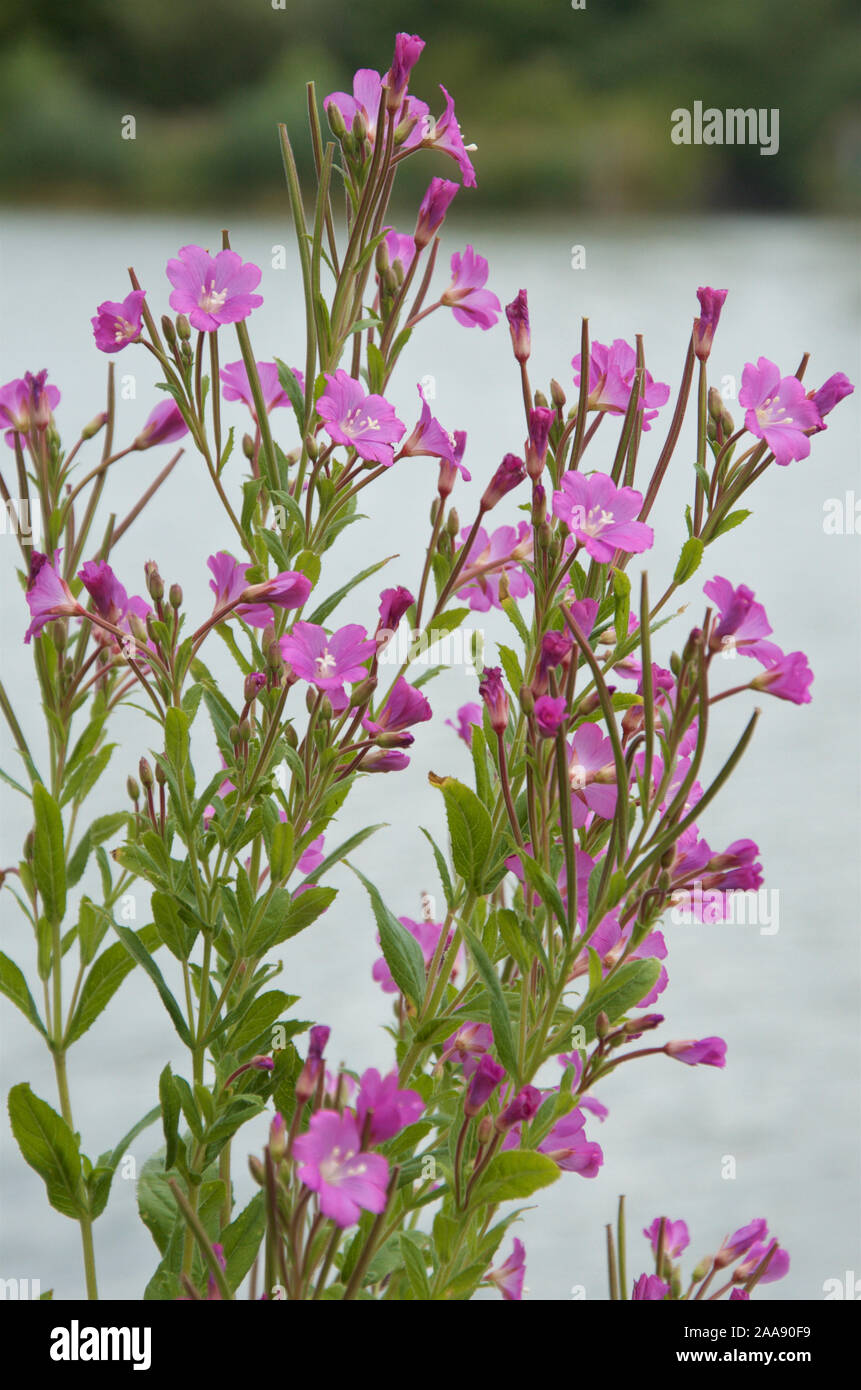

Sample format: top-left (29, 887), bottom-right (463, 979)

top-left (0, 211), bottom-right (859, 1300)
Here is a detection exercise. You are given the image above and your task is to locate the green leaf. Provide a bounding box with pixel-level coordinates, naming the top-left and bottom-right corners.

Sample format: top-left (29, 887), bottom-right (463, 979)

top-left (298, 822), bottom-right (386, 884)
top-left (66, 924), bottom-right (160, 1044)
top-left (88, 1105), bottom-right (160, 1219)
top-left (244, 885), bottom-right (336, 956)
top-left (470, 1149), bottom-right (561, 1206)
top-left (399, 1233), bottom-right (431, 1300)
top-left (273, 358), bottom-right (306, 425)
top-left (0, 951), bottom-right (47, 1037)
top-left (32, 782), bottom-right (65, 923)
top-left (711, 508), bottom-right (752, 538)
top-left (113, 924), bottom-right (193, 1046)
top-left (226, 990), bottom-right (293, 1054)
top-left (222, 1192), bottom-right (266, 1291)
top-left (268, 820), bottom-right (293, 884)
top-left (419, 826), bottom-right (454, 908)
top-left (497, 644), bottom-right (524, 696)
top-left (518, 852), bottom-right (567, 931)
top-left (573, 958), bottom-right (662, 1043)
top-left (463, 928), bottom-right (519, 1081)
top-left (307, 556), bottom-right (395, 626)
top-left (432, 775), bottom-right (492, 895)
top-left (60, 744), bottom-right (115, 808)
top-left (351, 865), bottom-right (425, 1006)
top-left (673, 536), bottom-right (704, 585)
top-left (501, 596), bottom-right (530, 645)
top-left (7, 1083), bottom-right (86, 1219)
top-left (151, 891), bottom-right (196, 962)
top-left (164, 707), bottom-right (190, 772)
top-left (159, 1065), bottom-right (180, 1171)
top-left (612, 567), bottom-right (631, 641)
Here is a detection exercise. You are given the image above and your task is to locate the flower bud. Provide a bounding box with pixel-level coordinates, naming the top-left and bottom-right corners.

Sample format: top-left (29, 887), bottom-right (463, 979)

top-left (248, 1155), bottom-right (265, 1186)
top-left (350, 676), bottom-right (378, 707)
top-left (595, 1011), bottom-right (611, 1039)
top-left (550, 378), bottom-right (567, 410)
top-left (128, 613), bottom-right (149, 646)
top-left (139, 757), bottom-right (154, 789)
top-left (533, 389), bottom-right (549, 408)
top-left (154, 760), bottom-right (167, 785)
top-left (304, 433), bottom-right (319, 460)
top-left (446, 508), bottom-right (460, 536)
top-left (519, 683), bottom-right (535, 715)
top-left (144, 561), bottom-right (164, 602)
top-left (81, 412), bottom-right (107, 440)
top-left (169, 583), bottom-right (182, 609)
top-left (326, 102), bottom-right (347, 141)
top-left (161, 314), bottom-right (178, 349)
top-left (505, 290), bottom-right (531, 364)
top-left (479, 666), bottom-right (509, 734)
top-left (242, 432), bottom-right (255, 460)
top-left (480, 453), bottom-right (526, 511)
top-left (126, 775), bottom-right (140, 802)
top-left (244, 672), bottom-right (267, 703)
top-left (351, 109), bottom-right (368, 143)
top-left (268, 1112), bottom-right (287, 1162)
top-left (375, 241), bottom-right (390, 277)
top-left (176, 313), bottom-right (191, 341)
top-left (238, 718), bottom-right (252, 742)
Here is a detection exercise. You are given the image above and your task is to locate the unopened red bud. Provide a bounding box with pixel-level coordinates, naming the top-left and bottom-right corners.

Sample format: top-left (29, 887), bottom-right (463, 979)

top-left (169, 583), bottom-right (182, 609)
top-left (550, 379), bottom-right (567, 410)
top-left (161, 314), bottom-right (178, 348)
top-left (595, 1011), bottom-right (611, 1038)
top-left (268, 1112), bottom-right (287, 1162)
top-left (477, 1115), bottom-right (494, 1144)
top-left (144, 562), bottom-right (164, 602)
top-left (154, 760), bottom-right (167, 785)
top-left (139, 757), bottom-right (154, 788)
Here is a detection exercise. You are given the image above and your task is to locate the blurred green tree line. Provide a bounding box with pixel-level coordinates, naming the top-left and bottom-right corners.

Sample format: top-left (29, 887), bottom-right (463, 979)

top-left (0, 0), bottom-right (858, 213)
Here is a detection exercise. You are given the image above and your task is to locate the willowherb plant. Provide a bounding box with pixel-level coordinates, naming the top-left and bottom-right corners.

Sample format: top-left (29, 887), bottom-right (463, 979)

top-left (0, 32), bottom-right (853, 1303)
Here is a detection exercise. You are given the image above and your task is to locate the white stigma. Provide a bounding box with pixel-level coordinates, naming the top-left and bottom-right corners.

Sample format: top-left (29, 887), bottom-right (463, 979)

top-left (315, 650), bottom-right (337, 678)
top-left (199, 283), bottom-right (228, 314)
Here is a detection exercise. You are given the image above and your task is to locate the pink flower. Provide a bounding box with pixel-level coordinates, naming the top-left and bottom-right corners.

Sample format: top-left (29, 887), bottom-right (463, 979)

top-left (552, 472), bottom-right (653, 563)
top-left (0, 371), bottom-right (60, 448)
top-left (455, 522), bottom-right (533, 612)
top-left (539, 1109), bottom-right (603, 1176)
top-left (239, 571), bottom-right (312, 613)
top-left (665, 1036), bottom-right (727, 1067)
top-left (481, 453), bottom-right (527, 511)
top-left (486, 1239), bottom-right (526, 1301)
top-left (809, 371), bottom-right (854, 427)
top-left (208, 552), bottom-right (252, 609)
top-left (438, 1021), bottom-right (493, 1075)
top-left (415, 177), bottom-right (459, 249)
top-left (750, 649), bottom-right (813, 704)
top-left (364, 676), bottom-right (431, 735)
top-left (441, 247), bottom-right (501, 329)
top-left (693, 286), bottom-right (728, 362)
top-left (317, 370), bottom-right (405, 465)
top-left (438, 430), bottom-right (470, 498)
top-left (644, 1217), bottom-right (690, 1259)
top-left (297, 832), bottom-right (325, 878)
top-left (446, 702), bottom-right (482, 747)
top-left (376, 586), bottom-right (415, 644)
top-left (384, 33), bottom-right (425, 106)
top-left (293, 1111), bottom-right (389, 1227)
top-left (534, 695), bottom-right (567, 737)
top-left (279, 621), bottom-right (375, 692)
top-left (738, 357), bottom-right (822, 465)
top-left (703, 576), bottom-right (781, 663)
top-left (734, 1240), bottom-right (790, 1285)
top-left (382, 228), bottom-right (417, 276)
top-left (465, 1054), bottom-right (506, 1115)
top-left (572, 339), bottom-right (669, 431)
top-left (400, 384), bottom-right (461, 465)
top-left (91, 290), bottom-right (146, 353)
top-left (422, 86), bottom-right (477, 188)
top-left (632, 1274), bottom-right (669, 1300)
top-left (134, 399), bottom-right (188, 450)
top-left (496, 1085), bottom-right (542, 1132)
top-left (220, 360), bottom-right (302, 421)
top-left (24, 555), bottom-right (81, 643)
top-left (568, 723), bottom-right (617, 826)
top-left (479, 666), bottom-right (509, 734)
top-left (166, 244), bottom-right (263, 332)
top-left (505, 291), bottom-right (530, 363)
top-left (356, 1069), bottom-right (425, 1143)
top-left (716, 1219), bottom-right (769, 1267)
